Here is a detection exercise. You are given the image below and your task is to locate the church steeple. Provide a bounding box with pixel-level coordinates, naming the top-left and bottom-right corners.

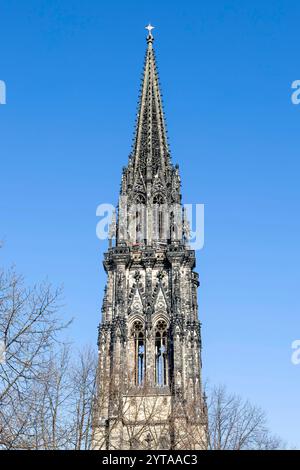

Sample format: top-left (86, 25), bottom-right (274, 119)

top-left (118, 25), bottom-right (183, 246)
top-left (131, 24), bottom-right (170, 184)
top-left (92, 27), bottom-right (207, 450)
top-left (121, 25), bottom-right (178, 208)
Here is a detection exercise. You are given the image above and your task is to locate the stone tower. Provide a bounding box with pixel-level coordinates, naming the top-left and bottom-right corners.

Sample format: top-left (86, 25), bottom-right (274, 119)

top-left (92, 26), bottom-right (207, 450)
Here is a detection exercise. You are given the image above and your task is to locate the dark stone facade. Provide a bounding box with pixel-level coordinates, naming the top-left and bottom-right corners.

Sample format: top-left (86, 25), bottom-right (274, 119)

top-left (92, 28), bottom-right (207, 450)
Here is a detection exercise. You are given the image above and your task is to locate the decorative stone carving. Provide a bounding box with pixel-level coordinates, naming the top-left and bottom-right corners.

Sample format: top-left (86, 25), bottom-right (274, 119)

top-left (92, 27), bottom-right (207, 451)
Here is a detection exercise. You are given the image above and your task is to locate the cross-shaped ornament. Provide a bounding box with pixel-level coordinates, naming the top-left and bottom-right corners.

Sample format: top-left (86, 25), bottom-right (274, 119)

top-left (145, 23), bottom-right (154, 35)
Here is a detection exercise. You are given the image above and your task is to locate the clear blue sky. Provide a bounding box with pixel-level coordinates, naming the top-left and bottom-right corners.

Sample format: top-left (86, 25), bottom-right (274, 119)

top-left (1, 0), bottom-right (299, 447)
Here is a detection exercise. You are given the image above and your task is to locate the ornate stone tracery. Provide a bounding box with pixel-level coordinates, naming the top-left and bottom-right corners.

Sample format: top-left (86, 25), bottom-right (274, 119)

top-left (92, 27), bottom-right (207, 451)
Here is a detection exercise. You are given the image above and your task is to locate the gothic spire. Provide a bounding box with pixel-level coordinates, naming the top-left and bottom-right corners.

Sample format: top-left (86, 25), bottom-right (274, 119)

top-left (117, 26), bottom-right (183, 246)
top-left (128, 25), bottom-right (171, 192)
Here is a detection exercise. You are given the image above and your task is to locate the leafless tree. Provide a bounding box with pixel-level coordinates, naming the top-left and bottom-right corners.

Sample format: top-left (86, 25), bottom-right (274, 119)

top-left (70, 346), bottom-right (97, 449)
top-left (0, 265), bottom-right (69, 449)
top-left (93, 382), bottom-right (286, 450)
top-left (25, 345), bottom-right (97, 450)
top-left (0, 260), bottom-right (286, 450)
top-left (206, 385), bottom-right (285, 450)
top-left (91, 381), bottom-right (175, 450)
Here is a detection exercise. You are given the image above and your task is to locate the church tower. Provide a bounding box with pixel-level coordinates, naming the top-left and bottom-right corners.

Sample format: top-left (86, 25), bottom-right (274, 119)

top-left (92, 26), bottom-right (207, 450)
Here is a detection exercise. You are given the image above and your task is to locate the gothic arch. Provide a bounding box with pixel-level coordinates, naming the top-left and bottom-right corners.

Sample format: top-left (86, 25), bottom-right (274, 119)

top-left (128, 314), bottom-right (145, 329)
top-left (153, 193), bottom-right (166, 240)
top-left (152, 313), bottom-right (169, 329)
top-left (130, 319), bottom-right (145, 385)
top-left (135, 193), bottom-right (146, 205)
top-left (154, 319), bottom-right (168, 386)
top-left (153, 193), bottom-right (165, 205)
top-left (134, 194), bottom-right (146, 243)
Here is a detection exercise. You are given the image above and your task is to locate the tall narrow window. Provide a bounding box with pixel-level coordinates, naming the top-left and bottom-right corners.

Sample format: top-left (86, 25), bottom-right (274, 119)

top-left (135, 194), bottom-right (146, 243)
top-left (169, 211), bottom-right (174, 240)
top-left (136, 210), bottom-right (141, 242)
top-left (132, 321), bottom-right (145, 385)
top-left (137, 334), bottom-right (144, 384)
top-left (155, 320), bottom-right (168, 386)
top-left (153, 194), bottom-right (165, 240)
top-left (158, 210), bottom-right (163, 239)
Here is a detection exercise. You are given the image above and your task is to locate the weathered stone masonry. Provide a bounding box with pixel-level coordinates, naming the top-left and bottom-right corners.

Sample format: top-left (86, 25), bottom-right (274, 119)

top-left (92, 27), bottom-right (207, 450)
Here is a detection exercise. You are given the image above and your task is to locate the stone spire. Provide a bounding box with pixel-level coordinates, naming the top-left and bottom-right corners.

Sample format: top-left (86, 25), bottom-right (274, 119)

top-left (122, 25), bottom-right (174, 201)
top-left (117, 25), bottom-right (183, 246)
top-left (92, 26), bottom-right (207, 450)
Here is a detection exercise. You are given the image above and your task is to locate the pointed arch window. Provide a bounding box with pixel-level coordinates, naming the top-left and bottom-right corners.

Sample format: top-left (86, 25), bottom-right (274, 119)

top-left (135, 194), bottom-right (146, 243)
top-left (153, 194), bottom-right (165, 240)
top-left (132, 321), bottom-right (145, 385)
top-left (155, 320), bottom-right (168, 386)
top-left (170, 211), bottom-right (175, 240)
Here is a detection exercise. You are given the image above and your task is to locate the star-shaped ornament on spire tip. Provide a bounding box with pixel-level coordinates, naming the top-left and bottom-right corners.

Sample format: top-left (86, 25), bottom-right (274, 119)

top-left (145, 23), bottom-right (154, 36)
